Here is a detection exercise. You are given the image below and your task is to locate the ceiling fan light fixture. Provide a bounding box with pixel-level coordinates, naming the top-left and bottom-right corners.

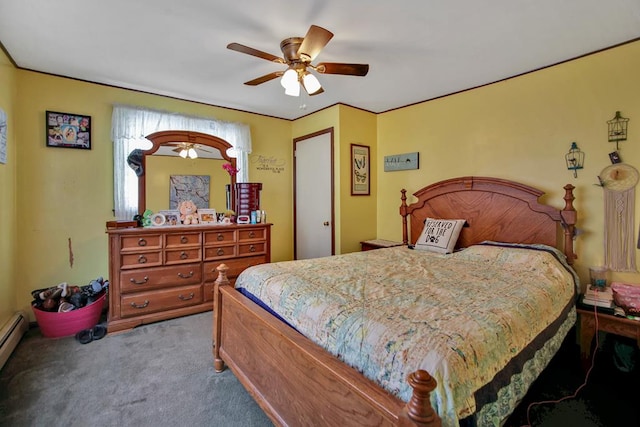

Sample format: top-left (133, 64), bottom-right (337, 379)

top-left (280, 68), bottom-right (298, 90)
top-left (179, 148), bottom-right (188, 158)
top-left (284, 82), bottom-right (300, 97)
top-left (302, 72), bottom-right (322, 95)
top-left (187, 148), bottom-right (198, 159)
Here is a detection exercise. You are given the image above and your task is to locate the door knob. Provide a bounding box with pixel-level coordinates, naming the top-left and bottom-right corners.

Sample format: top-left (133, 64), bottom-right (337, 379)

top-left (323, 221), bottom-right (330, 226)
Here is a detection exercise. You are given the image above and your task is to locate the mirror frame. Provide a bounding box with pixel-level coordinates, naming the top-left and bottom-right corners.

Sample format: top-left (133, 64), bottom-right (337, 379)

top-left (138, 130), bottom-right (237, 214)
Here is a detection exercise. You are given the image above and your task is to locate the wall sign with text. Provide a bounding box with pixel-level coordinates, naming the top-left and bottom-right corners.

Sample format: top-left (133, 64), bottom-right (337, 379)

top-left (384, 152), bottom-right (419, 172)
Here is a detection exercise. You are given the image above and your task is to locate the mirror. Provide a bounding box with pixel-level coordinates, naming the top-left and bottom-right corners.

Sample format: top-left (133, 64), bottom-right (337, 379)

top-left (138, 130), bottom-right (237, 215)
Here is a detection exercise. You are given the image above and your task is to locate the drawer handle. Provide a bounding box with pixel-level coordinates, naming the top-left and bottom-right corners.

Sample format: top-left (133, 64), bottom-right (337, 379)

top-left (138, 238), bottom-right (147, 247)
top-left (249, 245), bottom-right (256, 253)
top-left (130, 300), bottom-right (149, 309)
top-left (180, 236), bottom-right (188, 244)
top-left (177, 271), bottom-right (194, 279)
top-left (138, 255), bottom-right (147, 264)
top-left (129, 276), bottom-right (149, 285)
top-left (180, 251), bottom-right (188, 260)
top-left (217, 248), bottom-right (225, 256)
top-left (216, 233), bottom-right (224, 241)
top-left (249, 231), bottom-right (255, 238)
top-left (178, 293), bottom-right (195, 301)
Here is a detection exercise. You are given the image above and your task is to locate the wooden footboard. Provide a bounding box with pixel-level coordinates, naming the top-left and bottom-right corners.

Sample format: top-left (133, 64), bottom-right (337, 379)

top-left (213, 264), bottom-right (440, 427)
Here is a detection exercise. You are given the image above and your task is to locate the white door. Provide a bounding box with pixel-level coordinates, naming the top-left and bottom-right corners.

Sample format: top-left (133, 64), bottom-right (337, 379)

top-left (294, 129), bottom-right (334, 259)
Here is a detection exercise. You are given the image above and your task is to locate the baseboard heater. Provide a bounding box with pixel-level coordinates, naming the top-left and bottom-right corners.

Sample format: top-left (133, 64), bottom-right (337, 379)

top-left (0, 311), bottom-right (28, 370)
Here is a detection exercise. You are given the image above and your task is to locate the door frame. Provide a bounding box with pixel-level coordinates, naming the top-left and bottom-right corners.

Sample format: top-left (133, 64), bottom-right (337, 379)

top-left (293, 127), bottom-right (335, 259)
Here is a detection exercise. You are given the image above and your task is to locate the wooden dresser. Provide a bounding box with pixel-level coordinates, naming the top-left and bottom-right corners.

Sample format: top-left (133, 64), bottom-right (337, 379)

top-left (107, 223), bottom-right (271, 333)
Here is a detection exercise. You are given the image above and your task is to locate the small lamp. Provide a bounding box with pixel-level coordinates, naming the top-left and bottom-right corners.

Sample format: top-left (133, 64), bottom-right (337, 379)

top-left (565, 142), bottom-right (584, 178)
top-left (607, 111), bottom-right (629, 150)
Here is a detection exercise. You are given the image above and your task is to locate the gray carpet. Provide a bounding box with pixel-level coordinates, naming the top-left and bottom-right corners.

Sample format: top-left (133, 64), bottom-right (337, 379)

top-left (0, 311), bottom-right (273, 427)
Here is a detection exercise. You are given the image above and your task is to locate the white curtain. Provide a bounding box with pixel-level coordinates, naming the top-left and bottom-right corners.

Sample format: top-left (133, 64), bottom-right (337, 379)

top-left (111, 105), bottom-right (252, 220)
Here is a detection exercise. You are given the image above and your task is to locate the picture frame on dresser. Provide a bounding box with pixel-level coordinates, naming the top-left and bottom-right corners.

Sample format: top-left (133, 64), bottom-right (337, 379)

top-left (158, 210), bottom-right (180, 226)
top-left (198, 209), bottom-right (217, 224)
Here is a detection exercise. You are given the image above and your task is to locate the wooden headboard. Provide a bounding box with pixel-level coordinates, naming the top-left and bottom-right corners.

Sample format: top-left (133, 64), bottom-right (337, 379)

top-left (400, 176), bottom-right (577, 264)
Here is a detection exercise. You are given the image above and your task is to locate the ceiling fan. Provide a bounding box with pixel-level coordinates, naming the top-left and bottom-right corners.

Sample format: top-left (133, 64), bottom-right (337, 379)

top-left (166, 142), bottom-right (216, 159)
top-left (227, 25), bottom-right (369, 97)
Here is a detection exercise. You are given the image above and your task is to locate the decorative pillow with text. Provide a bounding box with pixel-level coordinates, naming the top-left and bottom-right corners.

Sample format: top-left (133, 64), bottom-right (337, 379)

top-left (414, 218), bottom-right (465, 254)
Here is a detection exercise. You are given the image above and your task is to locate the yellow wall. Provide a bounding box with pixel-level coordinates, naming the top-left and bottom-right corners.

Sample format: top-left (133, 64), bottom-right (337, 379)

top-left (377, 40), bottom-right (640, 288)
top-left (0, 49), bottom-right (17, 324)
top-left (2, 40), bottom-right (639, 328)
top-left (13, 71), bottom-right (292, 320)
top-left (338, 106), bottom-right (377, 253)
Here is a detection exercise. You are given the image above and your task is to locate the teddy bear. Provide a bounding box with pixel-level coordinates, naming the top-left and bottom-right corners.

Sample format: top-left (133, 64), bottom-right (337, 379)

top-left (179, 200), bottom-right (199, 225)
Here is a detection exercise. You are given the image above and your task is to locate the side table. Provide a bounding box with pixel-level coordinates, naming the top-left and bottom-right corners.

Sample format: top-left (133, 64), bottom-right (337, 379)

top-left (360, 239), bottom-right (404, 251)
top-left (577, 306), bottom-right (640, 370)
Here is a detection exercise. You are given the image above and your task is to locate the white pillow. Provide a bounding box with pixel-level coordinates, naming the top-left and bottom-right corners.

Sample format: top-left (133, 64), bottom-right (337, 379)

top-left (414, 218), bottom-right (465, 254)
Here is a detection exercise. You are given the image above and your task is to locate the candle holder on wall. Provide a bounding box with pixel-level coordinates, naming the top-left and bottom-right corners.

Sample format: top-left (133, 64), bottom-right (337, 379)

top-left (607, 111), bottom-right (629, 150)
top-left (565, 142), bottom-right (584, 178)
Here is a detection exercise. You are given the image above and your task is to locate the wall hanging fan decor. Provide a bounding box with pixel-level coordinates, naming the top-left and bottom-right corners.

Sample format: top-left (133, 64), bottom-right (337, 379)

top-left (227, 25), bottom-right (369, 97)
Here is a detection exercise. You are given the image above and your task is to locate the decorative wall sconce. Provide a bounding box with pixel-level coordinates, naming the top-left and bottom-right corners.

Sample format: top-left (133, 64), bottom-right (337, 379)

top-left (607, 111), bottom-right (629, 150)
top-left (565, 142), bottom-right (584, 178)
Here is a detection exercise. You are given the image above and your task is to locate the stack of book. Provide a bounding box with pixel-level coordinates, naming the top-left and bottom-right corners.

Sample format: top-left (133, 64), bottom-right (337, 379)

top-left (580, 286), bottom-right (614, 309)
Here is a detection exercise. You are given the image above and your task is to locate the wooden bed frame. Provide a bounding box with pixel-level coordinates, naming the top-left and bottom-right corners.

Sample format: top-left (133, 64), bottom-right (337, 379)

top-left (212, 177), bottom-right (577, 426)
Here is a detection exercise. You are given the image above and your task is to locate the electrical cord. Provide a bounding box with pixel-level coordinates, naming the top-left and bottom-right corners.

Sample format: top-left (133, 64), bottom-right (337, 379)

top-left (521, 303), bottom-right (600, 427)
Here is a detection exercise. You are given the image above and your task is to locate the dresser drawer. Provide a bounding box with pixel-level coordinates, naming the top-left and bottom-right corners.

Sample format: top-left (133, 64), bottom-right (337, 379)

top-left (238, 227), bottom-right (266, 241)
top-left (203, 244), bottom-right (237, 260)
top-left (204, 230), bottom-right (237, 245)
top-left (238, 242), bottom-right (266, 256)
top-left (120, 285), bottom-right (203, 318)
top-left (165, 232), bottom-right (201, 247)
top-left (121, 251), bottom-right (162, 269)
top-left (204, 255), bottom-right (267, 282)
top-left (165, 248), bottom-right (202, 264)
top-left (120, 263), bottom-right (201, 293)
top-left (121, 234), bottom-right (162, 251)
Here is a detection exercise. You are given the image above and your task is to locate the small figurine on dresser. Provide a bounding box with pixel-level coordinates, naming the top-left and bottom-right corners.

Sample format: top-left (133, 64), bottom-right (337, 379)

top-left (178, 200), bottom-right (199, 225)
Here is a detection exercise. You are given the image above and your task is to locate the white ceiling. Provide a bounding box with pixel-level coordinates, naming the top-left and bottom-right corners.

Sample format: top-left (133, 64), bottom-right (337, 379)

top-left (1, 1), bottom-right (639, 120)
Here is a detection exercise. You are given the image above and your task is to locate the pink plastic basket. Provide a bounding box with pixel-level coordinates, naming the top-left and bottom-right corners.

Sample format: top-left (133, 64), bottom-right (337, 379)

top-left (32, 292), bottom-right (106, 338)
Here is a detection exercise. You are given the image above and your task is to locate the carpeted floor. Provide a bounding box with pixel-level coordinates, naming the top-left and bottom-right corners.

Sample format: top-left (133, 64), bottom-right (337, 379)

top-left (1, 311), bottom-right (638, 427)
top-left (0, 311), bottom-right (272, 427)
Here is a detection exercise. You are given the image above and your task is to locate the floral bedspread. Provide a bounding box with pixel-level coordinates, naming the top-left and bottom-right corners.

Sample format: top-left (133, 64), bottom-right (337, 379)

top-left (235, 243), bottom-right (577, 426)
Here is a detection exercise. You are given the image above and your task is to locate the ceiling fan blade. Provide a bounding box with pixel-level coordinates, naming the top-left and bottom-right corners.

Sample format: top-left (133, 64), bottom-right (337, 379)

top-left (297, 25), bottom-right (334, 62)
top-left (244, 71), bottom-right (283, 86)
top-left (227, 42), bottom-right (285, 63)
top-left (315, 63), bottom-right (369, 76)
top-left (172, 146), bottom-right (182, 153)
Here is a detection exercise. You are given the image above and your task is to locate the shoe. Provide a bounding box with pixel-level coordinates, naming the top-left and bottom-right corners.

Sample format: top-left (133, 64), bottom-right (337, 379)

top-left (92, 325), bottom-right (107, 340)
top-left (75, 325), bottom-right (107, 344)
top-left (58, 302), bottom-right (75, 312)
top-left (75, 329), bottom-right (93, 344)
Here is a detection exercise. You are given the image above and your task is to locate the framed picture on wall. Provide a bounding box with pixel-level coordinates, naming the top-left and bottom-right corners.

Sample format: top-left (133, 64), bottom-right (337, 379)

top-left (45, 110), bottom-right (91, 149)
top-left (351, 143), bottom-right (370, 196)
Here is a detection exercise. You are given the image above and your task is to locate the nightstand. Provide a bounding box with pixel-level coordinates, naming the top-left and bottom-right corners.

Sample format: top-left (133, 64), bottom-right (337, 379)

top-left (576, 307), bottom-right (640, 370)
top-left (360, 239), bottom-right (404, 251)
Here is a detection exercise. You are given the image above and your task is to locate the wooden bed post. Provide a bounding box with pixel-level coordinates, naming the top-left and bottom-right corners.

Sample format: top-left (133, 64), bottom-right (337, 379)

top-left (400, 189), bottom-right (409, 245)
top-left (398, 370), bottom-right (441, 427)
top-left (560, 184), bottom-right (577, 265)
top-left (213, 263), bottom-right (230, 373)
